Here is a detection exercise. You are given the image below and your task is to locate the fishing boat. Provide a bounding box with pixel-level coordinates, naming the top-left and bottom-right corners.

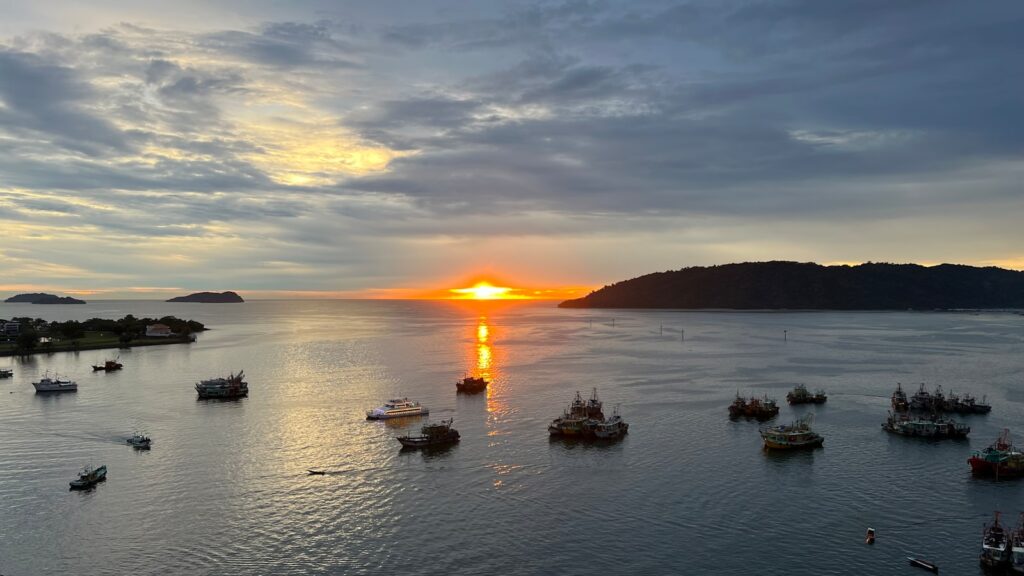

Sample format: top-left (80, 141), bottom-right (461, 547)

top-left (981, 511), bottom-right (1010, 570)
top-left (727, 393), bottom-right (779, 421)
top-left (366, 398), bottom-right (429, 420)
top-left (397, 418), bottom-right (460, 449)
top-left (947, 392), bottom-right (992, 414)
top-left (892, 383), bottom-right (909, 412)
top-left (0, 368), bottom-right (12, 378)
top-left (969, 429), bottom-right (1024, 479)
top-left (785, 384), bottom-right (827, 404)
top-left (882, 411), bottom-right (969, 439)
top-left (32, 374), bottom-right (78, 393)
top-left (456, 375), bottom-right (488, 394)
top-left (91, 357), bottom-right (123, 371)
top-left (1011, 513), bottom-right (1024, 574)
top-left (909, 383), bottom-right (935, 412)
top-left (126, 433), bottom-right (152, 449)
top-left (760, 414), bottom-right (824, 450)
top-left (593, 407), bottom-right (629, 440)
top-left (307, 469), bottom-right (326, 475)
top-left (907, 557), bottom-right (939, 573)
top-left (549, 389), bottom-right (628, 440)
top-left (195, 371), bottom-right (248, 399)
top-left (69, 464), bottom-right (107, 490)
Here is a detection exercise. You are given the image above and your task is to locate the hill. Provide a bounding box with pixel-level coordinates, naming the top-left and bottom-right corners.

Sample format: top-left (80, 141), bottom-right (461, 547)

top-left (166, 291), bottom-right (244, 303)
top-left (4, 293), bottom-right (86, 304)
top-left (558, 262), bottom-right (1024, 310)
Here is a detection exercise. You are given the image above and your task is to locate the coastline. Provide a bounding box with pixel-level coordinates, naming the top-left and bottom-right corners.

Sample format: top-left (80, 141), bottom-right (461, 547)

top-left (0, 334), bottom-right (196, 357)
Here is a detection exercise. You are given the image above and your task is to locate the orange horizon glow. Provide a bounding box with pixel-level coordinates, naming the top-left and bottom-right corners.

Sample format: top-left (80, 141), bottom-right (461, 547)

top-left (450, 281), bottom-right (523, 300)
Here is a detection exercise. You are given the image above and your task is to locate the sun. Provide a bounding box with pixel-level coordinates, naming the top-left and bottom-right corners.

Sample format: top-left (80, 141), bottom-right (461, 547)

top-left (450, 281), bottom-right (518, 300)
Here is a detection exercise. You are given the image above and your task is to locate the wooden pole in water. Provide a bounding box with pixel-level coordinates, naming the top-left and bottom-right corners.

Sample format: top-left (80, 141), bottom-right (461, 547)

top-left (660, 323), bottom-right (663, 335)
top-left (612, 318), bottom-right (615, 328)
top-left (681, 329), bottom-right (685, 342)
top-left (784, 330), bottom-right (788, 342)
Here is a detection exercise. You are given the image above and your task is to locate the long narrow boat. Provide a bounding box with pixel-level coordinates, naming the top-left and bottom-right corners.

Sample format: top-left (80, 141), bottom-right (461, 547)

top-left (907, 557), bottom-right (939, 572)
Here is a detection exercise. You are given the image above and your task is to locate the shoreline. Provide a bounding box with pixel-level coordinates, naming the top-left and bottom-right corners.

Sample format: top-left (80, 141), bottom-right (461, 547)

top-left (0, 335), bottom-right (196, 358)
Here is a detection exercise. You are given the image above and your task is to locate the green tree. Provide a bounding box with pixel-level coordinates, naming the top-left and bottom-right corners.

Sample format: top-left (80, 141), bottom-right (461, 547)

top-left (15, 331), bottom-right (38, 353)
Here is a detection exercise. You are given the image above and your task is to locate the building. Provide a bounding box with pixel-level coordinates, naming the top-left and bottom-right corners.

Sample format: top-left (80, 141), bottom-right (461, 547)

top-left (1, 321), bottom-right (20, 335)
top-left (145, 323), bottom-right (174, 338)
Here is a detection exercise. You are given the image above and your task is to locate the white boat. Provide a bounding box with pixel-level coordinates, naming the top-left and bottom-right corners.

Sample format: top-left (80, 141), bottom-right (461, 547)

top-left (366, 398), bottom-right (429, 420)
top-left (33, 374), bottom-right (78, 393)
top-left (127, 433), bottom-right (152, 449)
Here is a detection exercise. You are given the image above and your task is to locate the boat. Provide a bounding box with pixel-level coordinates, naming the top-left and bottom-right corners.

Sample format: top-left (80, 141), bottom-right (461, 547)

top-left (397, 418), bottom-right (460, 448)
top-left (786, 384), bottom-right (827, 404)
top-left (981, 511), bottom-right (1010, 570)
top-left (909, 383), bottom-right (935, 412)
top-left (907, 557), bottom-right (939, 573)
top-left (892, 383), bottom-right (909, 412)
top-left (456, 375), bottom-right (488, 394)
top-left (32, 374), bottom-right (78, 393)
top-left (195, 371), bottom-right (248, 399)
top-left (126, 433), bottom-right (151, 449)
top-left (969, 429), bottom-right (1024, 479)
top-left (1011, 513), bottom-right (1024, 574)
top-left (0, 368), bottom-right (12, 378)
top-left (69, 464), bottom-right (107, 490)
top-left (865, 528), bottom-right (875, 545)
top-left (549, 389), bottom-right (629, 440)
top-left (760, 414), bottom-right (824, 450)
top-left (882, 411), bottom-right (969, 439)
top-left (593, 407), bottom-right (629, 440)
top-left (948, 391), bottom-right (992, 414)
top-left (307, 469), bottom-right (326, 475)
top-left (727, 393), bottom-right (779, 421)
top-left (91, 357), bottom-right (123, 371)
top-left (366, 398), bottom-right (429, 420)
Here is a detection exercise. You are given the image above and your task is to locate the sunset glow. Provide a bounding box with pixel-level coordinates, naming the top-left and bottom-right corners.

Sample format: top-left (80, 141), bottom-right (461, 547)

top-left (450, 282), bottom-right (523, 300)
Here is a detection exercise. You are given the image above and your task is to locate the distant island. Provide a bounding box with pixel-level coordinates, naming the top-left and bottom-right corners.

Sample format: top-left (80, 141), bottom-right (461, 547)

top-left (166, 291), bottom-right (244, 303)
top-left (4, 293), bottom-right (86, 304)
top-left (558, 262), bottom-right (1024, 310)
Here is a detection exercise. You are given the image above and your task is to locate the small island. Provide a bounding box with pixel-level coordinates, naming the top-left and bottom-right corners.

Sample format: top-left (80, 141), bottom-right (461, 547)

top-left (166, 291), bottom-right (244, 303)
top-left (559, 261), bottom-right (1024, 310)
top-left (4, 292), bottom-right (86, 304)
top-left (0, 315), bottom-right (206, 357)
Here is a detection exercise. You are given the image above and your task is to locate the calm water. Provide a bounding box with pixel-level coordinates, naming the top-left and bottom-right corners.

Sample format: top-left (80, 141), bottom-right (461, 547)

top-left (1, 300), bottom-right (1023, 575)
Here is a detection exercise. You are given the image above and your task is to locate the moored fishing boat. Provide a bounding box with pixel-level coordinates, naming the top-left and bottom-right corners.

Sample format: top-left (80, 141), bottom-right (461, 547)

top-left (948, 392), bottom-right (992, 414)
top-left (760, 414), bottom-right (824, 450)
top-left (969, 430), bottom-right (1024, 479)
top-left (981, 511), bottom-right (1010, 570)
top-left (195, 371), bottom-right (248, 399)
top-left (786, 384), bottom-right (827, 404)
top-left (32, 374), bottom-right (78, 393)
top-left (69, 464), bottom-right (107, 490)
top-left (397, 418), bottom-right (460, 448)
top-left (456, 376), bottom-right (488, 394)
top-left (366, 398), bottom-right (428, 420)
top-left (892, 383), bottom-right (909, 412)
top-left (882, 411), bottom-right (969, 439)
top-left (909, 383), bottom-right (934, 412)
top-left (728, 393), bottom-right (779, 421)
top-left (549, 389), bottom-right (628, 440)
top-left (1011, 513), bottom-right (1024, 574)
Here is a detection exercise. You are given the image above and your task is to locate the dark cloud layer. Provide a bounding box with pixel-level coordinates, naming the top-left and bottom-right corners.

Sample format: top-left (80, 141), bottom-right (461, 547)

top-left (1, 0), bottom-right (1022, 294)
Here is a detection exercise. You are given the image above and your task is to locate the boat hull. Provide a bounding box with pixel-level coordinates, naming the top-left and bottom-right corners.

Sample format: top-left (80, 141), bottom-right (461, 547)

top-left (763, 437), bottom-right (824, 450)
top-left (366, 408), bottom-right (428, 420)
top-left (397, 433), bottom-right (460, 449)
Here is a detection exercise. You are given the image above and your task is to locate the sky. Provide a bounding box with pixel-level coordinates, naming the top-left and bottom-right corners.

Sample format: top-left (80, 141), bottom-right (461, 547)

top-left (0, 0), bottom-right (1022, 299)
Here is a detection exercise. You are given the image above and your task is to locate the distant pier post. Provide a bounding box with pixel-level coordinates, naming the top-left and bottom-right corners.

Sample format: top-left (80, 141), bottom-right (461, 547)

top-left (681, 329), bottom-right (685, 342)
top-left (784, 330), bottom-right (788, 342)
top-left (612, 318), bottom-right (615, 328)
top-left (660, 323), bottom-right (663, 335)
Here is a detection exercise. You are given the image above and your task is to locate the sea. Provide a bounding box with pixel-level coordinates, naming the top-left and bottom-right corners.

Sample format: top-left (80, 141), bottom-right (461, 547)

top-left (1, 300), bottom-right (1023, 575)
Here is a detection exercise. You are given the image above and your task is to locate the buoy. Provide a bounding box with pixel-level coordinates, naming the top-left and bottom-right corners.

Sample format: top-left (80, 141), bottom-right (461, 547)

top-left (865, 527), bottom-right (875, 545)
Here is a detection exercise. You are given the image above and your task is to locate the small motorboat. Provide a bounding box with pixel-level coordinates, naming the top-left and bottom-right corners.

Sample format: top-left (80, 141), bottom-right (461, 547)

top-left (307, 469), bottom-right (326, 475)
top-left (126, 433), bottom-right (152, 449)
top-left (69, 464), bottom-right (107, 490)
top-left (865, 528), bottom-right (875, 545)
top-left (907, 557), bottom-right (938, 573)
top-left (0, 368), bottom-right (13, 378)
top-left (92, 358), bottom-right (123, 372)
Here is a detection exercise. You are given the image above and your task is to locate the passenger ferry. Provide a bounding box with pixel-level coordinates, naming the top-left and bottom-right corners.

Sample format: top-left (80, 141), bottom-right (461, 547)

top-left (366, 398), bottom-right (429, 420)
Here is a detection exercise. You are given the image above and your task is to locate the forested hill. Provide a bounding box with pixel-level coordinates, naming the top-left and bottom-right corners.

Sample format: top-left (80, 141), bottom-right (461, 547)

top-left (558, 262), bottom-right (1024, 310)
